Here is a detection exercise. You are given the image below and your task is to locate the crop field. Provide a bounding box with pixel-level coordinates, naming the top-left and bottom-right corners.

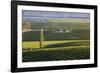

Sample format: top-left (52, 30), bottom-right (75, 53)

top-left (22, 46), bottom-right (90, 62)
top-left (22, 30), bottom-right (90, 62)
top-left (22, 30), bottom-right (90, 41)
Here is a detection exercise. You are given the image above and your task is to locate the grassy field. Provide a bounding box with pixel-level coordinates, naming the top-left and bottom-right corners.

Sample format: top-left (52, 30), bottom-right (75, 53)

top-left (22, 40), bottom-right (90, 62)
top-left (31, 22), bottom-right (90, 30)
top-left (22, 30), bottom-right (90, 41)
top-left (22, 40), bottom-right (89, 48)
top-left (22, 25), bottom-right (90, 62)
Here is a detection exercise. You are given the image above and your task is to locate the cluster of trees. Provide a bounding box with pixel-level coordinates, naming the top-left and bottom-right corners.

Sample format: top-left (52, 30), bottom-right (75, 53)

top-left (22, 22), bottom-right (32, 32)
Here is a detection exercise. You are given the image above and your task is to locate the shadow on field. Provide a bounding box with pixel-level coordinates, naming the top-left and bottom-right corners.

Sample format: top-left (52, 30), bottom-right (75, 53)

top-left (22, 41), bottom-right (90, 62)
top-left (44, 41), bottom-right (89, 48)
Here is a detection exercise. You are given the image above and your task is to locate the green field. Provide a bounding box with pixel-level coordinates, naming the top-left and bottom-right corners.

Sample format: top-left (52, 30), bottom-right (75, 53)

top-left (22, 40), bottom-right (89, 48)
top-left (22, 30), bottom-right (90, 41)
top-left (22, 10), bottom-right (90, 62)
top-left (22, 18), bottom-right (91, 62)
top-left (22, 39), bottom-right (90, 62)
top-left (22, 32), bottom-right (90, 62)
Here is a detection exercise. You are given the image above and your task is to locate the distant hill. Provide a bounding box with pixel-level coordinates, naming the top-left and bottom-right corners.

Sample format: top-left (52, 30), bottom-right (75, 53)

top-left (22, 18), bottom-right (90, 32)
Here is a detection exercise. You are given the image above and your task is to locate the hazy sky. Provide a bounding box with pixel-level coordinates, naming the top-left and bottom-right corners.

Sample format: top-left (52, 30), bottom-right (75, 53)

top-left (22, 10), bottom-right (90, 22)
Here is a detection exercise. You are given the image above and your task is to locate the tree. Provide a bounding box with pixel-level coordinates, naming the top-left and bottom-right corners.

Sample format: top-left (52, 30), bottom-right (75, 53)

top-left (40, 28), bottom-right (44, 48)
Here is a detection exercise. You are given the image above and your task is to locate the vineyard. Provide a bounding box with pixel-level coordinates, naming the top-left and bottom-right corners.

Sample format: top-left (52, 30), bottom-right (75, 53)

top-left (22, 30), bottom-right (90, 62)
